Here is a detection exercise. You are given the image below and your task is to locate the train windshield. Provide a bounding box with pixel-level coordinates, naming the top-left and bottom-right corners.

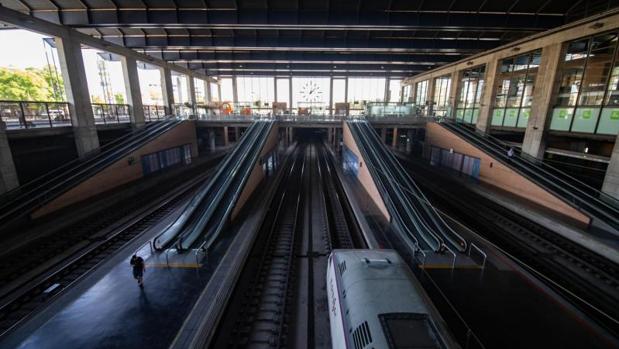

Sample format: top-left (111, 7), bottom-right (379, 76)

top-left (379, 313), bottom-right (445, 349)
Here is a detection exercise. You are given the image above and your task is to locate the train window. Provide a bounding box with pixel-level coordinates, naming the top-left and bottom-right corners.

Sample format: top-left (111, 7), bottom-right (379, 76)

top-left (379, 313), bottom-right (445, 349)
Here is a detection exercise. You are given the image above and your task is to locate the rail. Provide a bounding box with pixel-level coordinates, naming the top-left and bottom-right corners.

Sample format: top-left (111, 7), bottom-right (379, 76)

top-left (143, 105), bottom-right (167, 122)
top-left (0, 100), bottom-right (72, 129)
top-left (92, 103), bottom-right (131, 124)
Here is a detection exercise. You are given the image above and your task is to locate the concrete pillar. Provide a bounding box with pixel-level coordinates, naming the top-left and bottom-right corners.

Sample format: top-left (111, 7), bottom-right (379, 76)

top-left (188, 76), bottom-right (196, 105)
top-left (392, 128), bottom-right (398, 148)
top-left (120, 56), bottom-right (145, 127)
top-left (406, 129), bottom-right (414, 153)
top-left (0, 122), bottom-right (19, 193)
top-left (476, 56), bottom-right (500, 133)
top-left (522, 43), bottom-right (564, 159)
top-left (425, 77), bottom-right (435, 117)
top-left (288, 127), bottom-right (294, 144)
top-left (55, 35), bottom-right (99, 156)
top-left (208, 129), bottom-right (216, 152)
top-left (448, 70), bottom-right (461, 119)
top-left (235, 127), bottom-right (240, 142)
top-left (161, 67), bottom-right (175, 115)
top-left (381, 128), bottom-right (387, 144)
top-left (204, 80), bottom-right (211, 103)
top-left (223, 126), bottom-right (229, 146)
top-left (232, 76), bottom-right (239, 104)
top-left (603, 137), bottom-right (619, 199)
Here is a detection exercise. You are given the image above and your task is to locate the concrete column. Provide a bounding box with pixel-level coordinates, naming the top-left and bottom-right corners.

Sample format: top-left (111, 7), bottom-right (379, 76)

top-left (208, 129), bottom-right (216, 152)
top-left (288, 127), bottom-right (294, 144)
top-left (204, 79), bottom-right (211, 103)
top-left (232, 76), bottom-right (238, 103)
top-left (603, 137), bottom-right (619, 199)
top-left (188, 76), bottom-right (196, 104)
top-left (406, 129), bottom-right (414, 153)
top-left (475, 56), bottom-right (500, 133)
top-left (425, 77), bottom-right (435, 116)
top-left (55, 35), bottom-right (99, 156)
top-left (448, 70), bottom-right (461, 119)
top-left (0, 122), bottom-right (19, 193)
top-left (235, 127), bottom-right (240, 143)
top-left (522, 43), bottom-right (564, 159)
top-left (120, 56), bottom-right (145, 127)
top-left (392, 128), bottom-right (398, 148)
top-left (381, 128), bottom-right (387, 144)
top-left (223, 126), bottom-right (229, 146)
top-left (161, 67), bottom-right (175, 115)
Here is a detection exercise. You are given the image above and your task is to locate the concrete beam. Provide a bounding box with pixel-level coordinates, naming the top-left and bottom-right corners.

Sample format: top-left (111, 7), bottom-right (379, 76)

top-left (0, 122), bottom-right (19, 193)
top-left (120, 56), bottom-right (145, 127)
top-left (55, 35), bottom-right (99, 156)
top-left (476, 56), bottom-right (500, 133)
top-left (603, 137), bottom-right (619, 199)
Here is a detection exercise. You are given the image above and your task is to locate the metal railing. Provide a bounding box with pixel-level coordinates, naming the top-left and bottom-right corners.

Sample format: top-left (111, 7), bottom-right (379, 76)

top-left (92, 103), bottom-right (131, 125)
top-left (143, 105), bottom-right (166, 122)
top-left (0, 100), bottom-right (72, 129)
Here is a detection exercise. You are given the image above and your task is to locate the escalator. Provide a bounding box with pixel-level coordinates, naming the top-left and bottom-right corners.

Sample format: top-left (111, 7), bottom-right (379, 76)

top-left (153, 121), bottom-right (274, 252)
top-left (0, 120), bottom-right (183, 229)
top-left (348, 121), bottom-right (467, 254)
top-left (441, 121), bottom-right (619, 231)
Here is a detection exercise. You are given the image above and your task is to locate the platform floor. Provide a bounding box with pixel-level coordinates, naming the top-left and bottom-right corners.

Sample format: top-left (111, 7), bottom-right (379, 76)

top-left (1, 193), bottom-right (239, 349)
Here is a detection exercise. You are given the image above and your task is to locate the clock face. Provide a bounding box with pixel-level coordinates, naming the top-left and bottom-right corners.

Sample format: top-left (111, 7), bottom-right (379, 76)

top-left (300, 81), bottom-right (323, 102)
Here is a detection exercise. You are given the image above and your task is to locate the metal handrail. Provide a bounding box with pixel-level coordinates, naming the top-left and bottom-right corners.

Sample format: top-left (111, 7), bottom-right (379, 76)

top-left (91, 103), bottom-right (131, 124)
top-left (451, 120), bottom-right (619, 206)
top-left (441, 121), bottom-right (619, 226)
top-left (468, 242), bottom-right (487, 269)
top-left (0, 121), bottom-right (181, 224)
top-left (0, 100), bottom-right (72, 129)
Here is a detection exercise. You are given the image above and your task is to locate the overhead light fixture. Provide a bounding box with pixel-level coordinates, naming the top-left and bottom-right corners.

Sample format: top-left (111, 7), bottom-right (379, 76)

top-left (590, 22), bottom-right (604, 29)
top-left (466, 61), bottom-right (474, 66)
top-left (512, 47), bottom-right (521, 52)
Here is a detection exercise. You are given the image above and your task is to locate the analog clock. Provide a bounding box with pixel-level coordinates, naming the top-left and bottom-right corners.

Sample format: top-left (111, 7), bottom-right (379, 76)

top-left (300, 81), bottom-right (323, 102)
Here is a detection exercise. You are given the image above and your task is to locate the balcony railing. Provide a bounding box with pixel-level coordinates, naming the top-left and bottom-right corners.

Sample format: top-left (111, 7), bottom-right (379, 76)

top-left (0, 100), bottom-right (72, 129)
top-left (143, 105), bottom-right (167, 122)
top-left (92, 103), bottom-right (131, 125)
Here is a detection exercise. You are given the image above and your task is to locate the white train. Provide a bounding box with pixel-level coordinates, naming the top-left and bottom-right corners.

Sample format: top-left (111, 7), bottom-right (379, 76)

top-left (327, 249), bottom-right (459, 349)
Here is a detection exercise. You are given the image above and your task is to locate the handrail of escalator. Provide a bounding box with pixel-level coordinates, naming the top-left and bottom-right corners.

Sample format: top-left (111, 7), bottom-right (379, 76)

top-left (440, 121), bottom-right (619, 225)
top-left (358, 121), bottom-right (467, 252)
top-left (347, 122), bottom-right (424, 251)
top-left (153, 122), bottom-right (260, 250)
top-left (348, 121), bottom-right (441, 252)
top-left (446, 120), bottom-right (619, 207)
top-left (197, 122), bottom-right (275, 252)
top-left (176, 122), bottom-right (270, 251)
top-left (0, 121), bottom-right (164, 203)
top-left (0, 120), bottom-right (183, 225)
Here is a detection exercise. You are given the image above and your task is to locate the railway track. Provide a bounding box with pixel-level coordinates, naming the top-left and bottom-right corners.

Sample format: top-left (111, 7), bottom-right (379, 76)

top-left (399, 155), bottom-right (619, 335)
top-left (216, 141), bottom-right (359, 349)
top-left (0, 169), bottom-right (213, 338)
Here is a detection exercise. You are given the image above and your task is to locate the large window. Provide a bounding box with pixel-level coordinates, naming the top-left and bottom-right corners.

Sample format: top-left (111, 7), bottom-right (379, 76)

top-left (137, 63), bottom-right (163, 106)
top-left (402, 85), bottom-right (412, 102)
top-left (209, 82), bottom-right (220, 102)
top-left (432, 76), bottom-right (451, 117)
top-left (194, 78), bottom-right (207, 104)
top-left (237, 76), bottom-right (274, 113)
top-left (414, 80), bottom-right (428, 107)
top-left (347, 77), bottom-right (386, 115)
top-left (388, 79), bottom-right (402, 102)
top-left (220, 77), bottom-right (234, 102)
top-left (293, 77), bottom-right (331, 115)
top-left (551, 33), bottom-right (619, 135)
top-left (276, 78), bottom-right (290, 109)
top-left (456, 65), bottom-right (486, 124)
top-left (332, 78), bottom-right (347, 115)
top-left (492, 50), bottom-right (541, 128)
top-left (172, 73), bottom-right (190, 104)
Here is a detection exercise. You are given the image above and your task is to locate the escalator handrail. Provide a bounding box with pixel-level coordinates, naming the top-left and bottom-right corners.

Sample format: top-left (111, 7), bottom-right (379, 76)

top-left (152, 122), bottom-right (261, 250)
top-left (348, 121), bottom-right (441, 251)
top-left (450, 120), bottom-right (619, 207)
top-left (359, 122), bottom-right (467, 252)
top-left (177, 122), bottom-right (270, 250)
top-left (197, 122), bottom-right (275, 251)
top-left (440, 122), bottom-right (619, 227)
top-left (0, 122), bottom-right (163, 202)
top-left (0, 121), bottom-right (182, 224)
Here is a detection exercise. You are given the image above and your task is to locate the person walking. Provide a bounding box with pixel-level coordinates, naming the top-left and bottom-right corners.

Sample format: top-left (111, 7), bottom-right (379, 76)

top-left (130, 254), bottom-right (145, 288)
top-left (507, 147), bottom-right (514, 159)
